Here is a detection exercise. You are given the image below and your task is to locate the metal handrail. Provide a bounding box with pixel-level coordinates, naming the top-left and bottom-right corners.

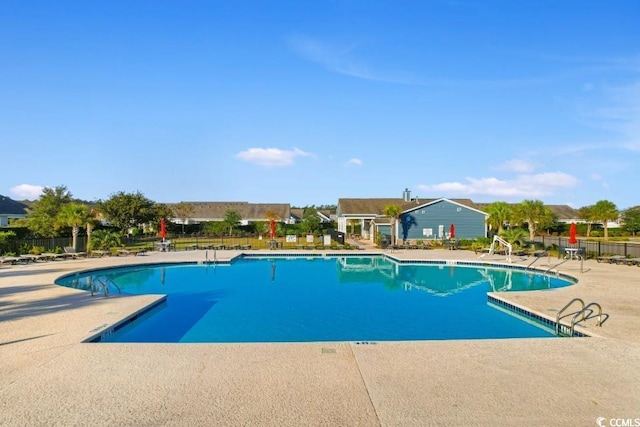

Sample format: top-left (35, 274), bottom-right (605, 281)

top-left (544, 258), bottom-right (570, 274)
top-left (525, 257), bottom-right (541, 270)
top-left (555, 298), bottom-right (585, 335)
top-left (570, 302), bottom-right (603, 336)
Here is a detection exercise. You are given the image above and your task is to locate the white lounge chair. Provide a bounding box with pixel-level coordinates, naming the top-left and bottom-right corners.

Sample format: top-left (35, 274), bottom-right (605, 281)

top-left (0, 256), bottom-right (21, 265)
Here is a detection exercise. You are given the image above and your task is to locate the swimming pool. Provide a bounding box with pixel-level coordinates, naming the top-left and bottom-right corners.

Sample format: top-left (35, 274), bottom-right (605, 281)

top-left (56, 256), bottom-right (575, 343)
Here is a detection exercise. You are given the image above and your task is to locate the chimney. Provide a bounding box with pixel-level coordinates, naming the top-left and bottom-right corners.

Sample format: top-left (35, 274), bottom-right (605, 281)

top-left (403, 188), bottom-right (411, 202)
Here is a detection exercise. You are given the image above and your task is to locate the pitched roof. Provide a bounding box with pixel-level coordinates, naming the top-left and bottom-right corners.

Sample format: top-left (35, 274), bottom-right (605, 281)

top-left (338, 198), bottom-right (406, 215)
top-left (338, 197), bottom-right (483, 216)
top-left (0, 195), bottom-right (29, 215)
top-left (401, 198), bottom-right (484, 213)
top-left (545, 204), bottom-right (580, 219)
top-left (169, 202), bottom-right (290, 221)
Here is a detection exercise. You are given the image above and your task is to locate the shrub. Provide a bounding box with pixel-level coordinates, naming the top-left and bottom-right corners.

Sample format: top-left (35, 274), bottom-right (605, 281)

top-left (0, 230), bottom-right (17, 255)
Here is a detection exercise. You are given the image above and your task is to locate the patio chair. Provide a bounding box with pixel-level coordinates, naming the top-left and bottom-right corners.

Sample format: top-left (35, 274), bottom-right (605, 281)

top-left (64, 247), bottom-right (87, 258)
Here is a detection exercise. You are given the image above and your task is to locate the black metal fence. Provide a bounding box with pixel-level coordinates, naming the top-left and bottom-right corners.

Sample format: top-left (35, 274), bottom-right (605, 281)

top-left (533, 236), bottom-right (640, 259)
top-left (4, 234), bottom-right (639, 258)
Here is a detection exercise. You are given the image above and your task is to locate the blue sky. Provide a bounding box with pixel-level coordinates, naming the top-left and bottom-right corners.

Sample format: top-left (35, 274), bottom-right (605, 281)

top-left (1, 1), bottom-right (639, 209)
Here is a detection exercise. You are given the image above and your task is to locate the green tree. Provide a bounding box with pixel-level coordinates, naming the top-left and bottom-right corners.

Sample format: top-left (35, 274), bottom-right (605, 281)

top-left (499, 227), bottom-right (528, 248)
top-left (590, 200), bottom-right (619, 241)
top-left (383, 204), bottom-right (402, 245)
top-left (89, 229), bottom-right (122, 251)
top-left (26, 185), bottom-right (73, 237)
top-left (513, 199), bottom-right (554, 241)
top-left (302, 207), bottom-right (321, 234)
top-left (223, 209), bottom-right (242, 235)
top-left (172, 202), bottom-right (194, 234)
top-left (97, 191), bottom-right (157, 234)
top-left (485, 201), bottom-right (513, 235)
top-left (57, 203), bottom-right (92, 251)
top-left (347, 218), bottom-right (360, 236)
top-left (0, 231), bottom-right (17, 254)
top-left (577, 205), bottom-right (597, 237)
top-left (622, 206), bottom-right (640, 236)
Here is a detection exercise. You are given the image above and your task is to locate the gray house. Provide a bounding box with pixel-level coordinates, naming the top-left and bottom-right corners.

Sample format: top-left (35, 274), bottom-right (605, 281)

top-left (0, 195), bottom-right (28, 226)
top-left (167, 201), bottom-right (292, 225)
top-left (337, 190), bottom-right (488, 244)
top-left (399, 198), bottom-right (488, 242)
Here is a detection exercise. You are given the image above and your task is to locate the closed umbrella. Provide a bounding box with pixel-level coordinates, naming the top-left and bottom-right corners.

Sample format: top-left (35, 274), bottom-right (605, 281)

top-left (270, 219), bottom-right (276, 238)
top-left (450, 224), bottom-right (455, 239)
top-left (569, 222), bottom-right (577, 245)
top-left (160, 218), bottom-right (167, 242)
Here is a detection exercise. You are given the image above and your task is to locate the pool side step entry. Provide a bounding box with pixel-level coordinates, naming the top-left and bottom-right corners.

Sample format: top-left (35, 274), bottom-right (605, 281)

top-left (555, 298), bottom-right (605, 336)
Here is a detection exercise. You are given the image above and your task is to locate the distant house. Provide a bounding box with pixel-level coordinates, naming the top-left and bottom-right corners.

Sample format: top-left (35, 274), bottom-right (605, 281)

top-left (290, 208), bottom-right (334, 224)
top-left (337, 189), bottom-right (488, 243)
top-left (168, 202), bottom-right (292, 226)
top-left (0, 195), bottom-right (28, 226)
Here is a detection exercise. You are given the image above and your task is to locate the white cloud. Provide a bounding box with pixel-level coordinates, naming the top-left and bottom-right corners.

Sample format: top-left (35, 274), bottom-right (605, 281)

top-left (417, 172), bottom-right (579, 199)
top-left (495, 159), bottom-right (535, 173)
top-left (236, 147), bottom-right (313, 167)
top-left (10, 184), bottom-right (44, 200)
top-left (287, 35), bottom-right (417, 85)
top-left (346, 158), bottom-right (363, 166)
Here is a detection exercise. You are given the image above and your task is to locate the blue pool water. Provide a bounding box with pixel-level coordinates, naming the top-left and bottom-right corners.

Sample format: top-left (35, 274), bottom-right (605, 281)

top-left (56, 256), bottom-right (574, 343)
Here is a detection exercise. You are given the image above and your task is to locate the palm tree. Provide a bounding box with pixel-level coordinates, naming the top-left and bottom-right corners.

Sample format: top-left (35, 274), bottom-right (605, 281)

top-left (383, 204), bottom-right (402, 246)
top-left (85, 207), bottom-right (100, 252)
top-left (57, 203), bottom-right (92, 251)
top-left (513, 199), bottom-right (554, 242)
top-left (90, 230), bottom-right (122, 251)
top-left (499, 228), bottom-right (528, 248)
top-left (577, 205), bottom-right (596, 237)
top-left (590, 200), bottom-right (618, 241)
top-left (485, 201), bottom-right (512, 235)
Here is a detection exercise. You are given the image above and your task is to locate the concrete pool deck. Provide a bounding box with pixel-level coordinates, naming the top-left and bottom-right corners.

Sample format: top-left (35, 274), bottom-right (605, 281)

top-left (1, 249), bottom-right (639, 426)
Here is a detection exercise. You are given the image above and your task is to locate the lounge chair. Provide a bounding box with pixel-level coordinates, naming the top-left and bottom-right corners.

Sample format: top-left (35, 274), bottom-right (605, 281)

top-left (64, 247), bottom-right (87, 258)
top-left (597, 255), bottom-right (626, 264)
top-left (41, 252), bottom-right (69, 261)
top-left (90, 250), bottom-right (110, 257)
top-left (533, 250), bottom-right (549, 257)
top-left (19, 254), bottom-right (47, 262)
top-left (0, 256), bottom-right (21, 265)
top-left (117, 249), bottom-right (139, 256)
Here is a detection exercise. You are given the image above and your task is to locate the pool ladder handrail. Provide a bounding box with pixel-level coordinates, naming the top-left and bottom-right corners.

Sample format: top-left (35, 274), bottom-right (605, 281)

top-left (569, 302), bottom-right (603, 336)
top-left (555, 298), bottom-right (585, 335)
top-left (91, 277), bottom-right (121, 297)
top-left (543, 258), bottom-right (571, 275)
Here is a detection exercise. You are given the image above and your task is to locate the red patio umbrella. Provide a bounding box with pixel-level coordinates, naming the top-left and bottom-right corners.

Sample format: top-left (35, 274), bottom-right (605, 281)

top-left (450, 224), bottom-right (455, 239)
top-left (569, 222), bottom-right (577, 245)
top-left (160, 218), bottom-right (167, 241)
top-left (269, 219), bottom-right (276, 238)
